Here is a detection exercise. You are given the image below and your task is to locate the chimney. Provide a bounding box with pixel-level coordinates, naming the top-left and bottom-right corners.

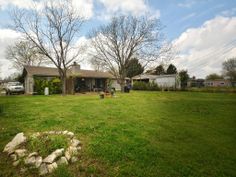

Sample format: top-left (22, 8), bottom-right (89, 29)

top-left (71, 62), bottom-right (80, 74)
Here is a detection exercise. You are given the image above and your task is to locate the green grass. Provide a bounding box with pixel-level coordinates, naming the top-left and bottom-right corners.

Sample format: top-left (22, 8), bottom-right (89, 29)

top-left (26, 135), bottom-right (69, 158)
top-left (0, 91), bottom-right (236, 177)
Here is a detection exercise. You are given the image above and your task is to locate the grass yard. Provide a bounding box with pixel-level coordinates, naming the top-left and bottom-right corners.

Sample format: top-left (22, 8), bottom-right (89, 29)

top-left (0, 91), bottom-right (236, 177)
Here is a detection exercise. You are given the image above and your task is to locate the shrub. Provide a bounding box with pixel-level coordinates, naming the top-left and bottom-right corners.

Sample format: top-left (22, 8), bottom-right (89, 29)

top-left (132, 81), bottom-right (160, 91)
top-left (34, 77), bottom-right (62, 95)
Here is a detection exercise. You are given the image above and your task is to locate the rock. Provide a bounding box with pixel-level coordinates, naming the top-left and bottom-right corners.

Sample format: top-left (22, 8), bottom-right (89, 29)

top-left (3, 133), bottom-right (27, 154)
top-left (47, 162), bottom-right (57, 173)
top-left (71, 138), bottom-right (80, 147)
top-left (65, 146), bottom-right (78, 161)
top-left (15, 149), bottom-right (27, 158)
top-left (77, 146), bottom-right (82, 151)
top-left (71, 156), bottom-right (78, 163)
top-left (39, 163), bottom-right (48, 176)
top-left (65, 150), bottom-right (71, 161)
top-left (31, 132), bottom-right (41, 138)
top-left (10, 154), bottom-right (17, 161)
top-left (20, 167), bottom-right (27, 173)
top-left (55, 131), bottom-right (63, 134)
top-left (13, 160), bottom-right (20, 166)
top-left (35, 156), bottom-right (42, 168)
top-left (24, 156), bottom-right (36, 165)
top-left (63, 130), bottom-right (68, 135)
top-left (43, 148), bottom-right (64, 163)
top-left (67, 132), bottom-right (74, 137)
top-left (28, 152), bottom-right (38, 157)
top-left (48, 131), bottom-right (56, 134)
top-left (57, 156), bottom-right (68, 165)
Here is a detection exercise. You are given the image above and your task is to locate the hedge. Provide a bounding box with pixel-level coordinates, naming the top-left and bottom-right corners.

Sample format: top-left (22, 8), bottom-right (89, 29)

top-left (34, 77), bottom-right (62, 95)
top-left (132, 81), bottom-right (160, 91)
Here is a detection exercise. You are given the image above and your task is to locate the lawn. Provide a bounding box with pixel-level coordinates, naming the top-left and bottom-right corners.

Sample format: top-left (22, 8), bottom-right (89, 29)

top-left (0, 91), bottom-right (236, 177)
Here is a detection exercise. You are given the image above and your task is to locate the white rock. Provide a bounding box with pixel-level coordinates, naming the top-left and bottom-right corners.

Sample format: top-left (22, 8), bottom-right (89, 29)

top-left (57, 156), bottom-right (68, 165)
top-left (39, 163), bottom-right (48, 176)
top-left (55, 131), bottom-right (63, 134)
top-left (71, 156), bottom-right (78, 163)
top-left (35, 156), bottom-right (42, 168)
top-left (24, 156), bottom-right (36, 165)
top-left (48, 131), bottom-right (55, 134)
top-left (65, 146), bottom-right (78, 161)
top-left (65, 150), bottom-right (71, 161)
top-left (31, 132), bottom-right (41, 138)
top-left (3, 133), bottom-right (27, 154)
top-left (47, 162), bottom-right (57, 173)
top-left (13, 160), bottom-right (20, 166)
top-left (15, 149), bottom-right (27, 158)
top-left (43, 148), bottom-right (64, 163)
top-left (28, 152), bottom-right (38, 157)
top-left (63, 130), bottom-right (68, 135)
top-left (67, 132), bottom-right (74, 137)
top-left (10, 154), bottom-right (17, 161)
top-left (71, 138), bottom-right (81, 147)
top-left (77, 146), bottom-right (82, 151)
top-left (20, 167), bottom-right (27, 173)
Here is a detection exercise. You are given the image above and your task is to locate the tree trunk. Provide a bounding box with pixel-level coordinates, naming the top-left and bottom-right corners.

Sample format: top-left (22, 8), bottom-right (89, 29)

top-left (120, 78), bottom-right (125, 92)
top-left (59, 70), bottom-right (67, 96)
top-left (62, 76), bottom-right (67, 95)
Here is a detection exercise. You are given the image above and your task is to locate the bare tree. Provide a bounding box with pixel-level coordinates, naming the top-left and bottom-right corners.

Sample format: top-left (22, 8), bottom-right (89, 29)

top-left (222, 58), bottom-right (236, 86)
top-left (11, 0), bottom-right (85, 95)
top-left (89, 16), bottom-right (172, 91)
top-left (5, 40), bottom-right (48, 70)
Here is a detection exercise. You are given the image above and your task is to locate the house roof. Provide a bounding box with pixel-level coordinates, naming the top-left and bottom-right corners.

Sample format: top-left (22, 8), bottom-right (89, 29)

top-left (24, 65), bottom-right (114, 79)
top-left (132, 74), bottom-right (178, 80)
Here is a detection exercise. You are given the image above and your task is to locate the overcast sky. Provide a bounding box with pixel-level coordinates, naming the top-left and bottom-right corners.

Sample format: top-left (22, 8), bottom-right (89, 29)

top-left (0, 0), bottom-right (236, 79)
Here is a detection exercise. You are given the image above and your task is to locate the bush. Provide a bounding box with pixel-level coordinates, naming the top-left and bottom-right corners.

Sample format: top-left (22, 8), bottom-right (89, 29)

top-left (132, 81), bottom-right (160, 91)
top-left (34, 77), bottom-right (62, 95)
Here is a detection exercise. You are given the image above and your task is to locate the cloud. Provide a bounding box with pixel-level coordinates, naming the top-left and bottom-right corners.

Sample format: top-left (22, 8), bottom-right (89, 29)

top-left (96, 0), bottom-right (160, 20)
top-left (220, 8), bottom-right (236, 17)
top-left (179, 13), bottom-right (196, 22)
top-left (178, 0), bottom-right (196, 8)
top-left (172, 16), bottom-right (236, 78)
top-left (0, 0), bottom-right (94, 19)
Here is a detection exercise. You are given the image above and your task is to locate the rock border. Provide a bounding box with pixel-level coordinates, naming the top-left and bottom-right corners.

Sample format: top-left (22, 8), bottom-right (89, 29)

top-left (3, 131), bottom-right (81, 176)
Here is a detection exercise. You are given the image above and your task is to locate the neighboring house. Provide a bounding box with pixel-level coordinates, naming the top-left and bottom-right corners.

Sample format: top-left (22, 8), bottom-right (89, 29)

top-left (204, 79), bottom-right (231, 87)
top-left (132, 74), bottom-right (180, 89)
top-left (23, 63), bottom-right (121, 94)
top-left (187, 78), bottom-right (205, 88)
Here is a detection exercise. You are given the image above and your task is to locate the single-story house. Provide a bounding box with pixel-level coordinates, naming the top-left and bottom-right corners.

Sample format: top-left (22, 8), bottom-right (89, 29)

top-left (23, 63), bottom-right (122, 94)
top-left (132, 74), bottom-right (181, 89)
top-left (187, 78), bottom-right (205, 88)
top-left (204, 79), bottom-right (232, 87)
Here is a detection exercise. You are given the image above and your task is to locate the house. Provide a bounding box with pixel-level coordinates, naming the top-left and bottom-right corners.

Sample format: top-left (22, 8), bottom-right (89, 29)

top-left (23, 63), bottom-right (121, 94)
top-left (132, 74), bottom-right (180, 89)
top-left (204, 79), bottom-right (232, 87)
top-left (187, 78), bottom-right (205, 88)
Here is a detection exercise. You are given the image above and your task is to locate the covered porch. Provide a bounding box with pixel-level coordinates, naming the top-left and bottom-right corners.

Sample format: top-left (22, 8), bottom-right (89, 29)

top-left (67, 77), bottom-right (109, 94)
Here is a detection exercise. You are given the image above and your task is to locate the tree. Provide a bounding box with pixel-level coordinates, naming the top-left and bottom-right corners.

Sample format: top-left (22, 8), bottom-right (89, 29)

top-left (11, 0), bottom-right (85, 95)
top-left (179, 70), bottom-right (189, 89)
top-left (5, 41), bottom-right (47, 70)
top-left (126, 58), bottom-right (144, 78)
top-left (166, 64), bottom-right (177, 74)
top-left (154, 65), bottom-right (165, 75)
top-left (205, 73), bottom-right (223, 80)
top-left (222, 58), bottom-right (236, 85)
top-left (89, 15), bottom-right (171, 91)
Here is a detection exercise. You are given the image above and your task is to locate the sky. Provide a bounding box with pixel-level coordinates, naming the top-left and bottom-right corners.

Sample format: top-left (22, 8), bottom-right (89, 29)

top-left (0, 0), bottom-right (236, 79)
